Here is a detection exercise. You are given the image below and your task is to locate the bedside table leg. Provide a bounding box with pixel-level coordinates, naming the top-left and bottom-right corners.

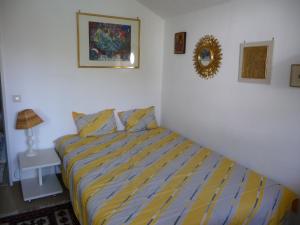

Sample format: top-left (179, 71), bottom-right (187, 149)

top-left (38, 168), bottom-right (43, 186)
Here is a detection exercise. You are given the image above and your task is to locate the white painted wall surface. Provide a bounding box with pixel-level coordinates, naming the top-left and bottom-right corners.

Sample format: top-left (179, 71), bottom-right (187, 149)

top-left (0, 0), bottom-right (164, 181)
top-left (161, 0), bottom-right (300, 194)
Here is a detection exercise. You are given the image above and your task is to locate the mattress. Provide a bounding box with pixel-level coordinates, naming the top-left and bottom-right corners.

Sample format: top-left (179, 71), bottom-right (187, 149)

top-left (55, 127), bottom-right (297, 225)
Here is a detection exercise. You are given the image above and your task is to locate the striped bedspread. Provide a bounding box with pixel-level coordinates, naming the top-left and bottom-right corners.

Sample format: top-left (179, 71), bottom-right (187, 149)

top-left (55, 127), bottom-right (297, 225)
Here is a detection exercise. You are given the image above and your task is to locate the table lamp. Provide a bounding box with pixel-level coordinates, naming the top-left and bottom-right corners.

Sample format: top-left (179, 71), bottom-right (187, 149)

top-left (16, 109), bottom-right (43, 157)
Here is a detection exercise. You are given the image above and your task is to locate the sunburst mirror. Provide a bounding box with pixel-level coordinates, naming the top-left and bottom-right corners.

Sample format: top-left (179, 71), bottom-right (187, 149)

top-left (193, 35), bottom-right (222, 79)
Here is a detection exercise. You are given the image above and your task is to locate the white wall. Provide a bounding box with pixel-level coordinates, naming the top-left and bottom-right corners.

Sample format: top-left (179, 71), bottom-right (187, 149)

top-left (161, 0), bottom-right (300, 194)
top-left (0, 0), bottom-right (164, 181)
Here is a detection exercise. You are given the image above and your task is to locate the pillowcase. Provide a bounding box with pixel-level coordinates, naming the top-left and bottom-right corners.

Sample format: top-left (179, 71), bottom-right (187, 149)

top-left (118, 106), bottom-right (158, 132)
top-left (72, 109), bottom-right (117, 137)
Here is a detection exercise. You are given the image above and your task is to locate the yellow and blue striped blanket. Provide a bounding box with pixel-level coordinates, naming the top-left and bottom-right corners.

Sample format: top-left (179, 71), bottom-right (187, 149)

top-left (55, 127), bottom-right (297, 225)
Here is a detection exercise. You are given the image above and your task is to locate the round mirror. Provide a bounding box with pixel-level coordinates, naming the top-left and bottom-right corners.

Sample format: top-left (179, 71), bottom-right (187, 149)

top-left (199, 48), bottom-right (212, 66)
top-left (193, 35), bottom-right (222, 79)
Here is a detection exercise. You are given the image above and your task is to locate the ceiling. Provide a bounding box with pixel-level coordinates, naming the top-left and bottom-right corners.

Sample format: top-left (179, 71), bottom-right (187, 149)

top-left (137, 0), bottom-right (229, 18)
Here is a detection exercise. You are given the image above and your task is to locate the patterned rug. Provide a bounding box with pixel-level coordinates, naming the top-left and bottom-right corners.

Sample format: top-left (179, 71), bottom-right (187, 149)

top-left (0, 203), bottom-right (80, 225)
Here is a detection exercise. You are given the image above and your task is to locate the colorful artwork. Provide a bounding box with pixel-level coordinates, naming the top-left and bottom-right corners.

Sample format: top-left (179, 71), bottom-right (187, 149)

top-left (89, 22), bottom-right (131, 61)
top-left (77, 12), bottom-right (140, 68)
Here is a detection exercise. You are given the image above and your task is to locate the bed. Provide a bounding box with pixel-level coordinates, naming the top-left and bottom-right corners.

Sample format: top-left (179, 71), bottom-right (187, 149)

top-left (55, 127), bottom-right (297, 225)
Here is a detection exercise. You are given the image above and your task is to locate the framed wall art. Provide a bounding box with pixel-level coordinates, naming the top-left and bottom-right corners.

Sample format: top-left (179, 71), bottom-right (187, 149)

top-left (290, 64), bottom-right (300, 87)
top-left (174, 32), bottom-right (186, 54)
top-left (238, 39), bottom-right (274, 84)
top-left (77, 11), bottom-right (140, 68)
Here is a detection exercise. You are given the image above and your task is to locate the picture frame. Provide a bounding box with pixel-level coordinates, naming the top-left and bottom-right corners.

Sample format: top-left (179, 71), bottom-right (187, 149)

top-left (290, 64), bottom-right (300, 87)
top-left (77, 11), bottom-right (140, 68)
top-left (238, 39), bottom-right (274, 84)
top-left (174, 32), bottom-right (186, 54)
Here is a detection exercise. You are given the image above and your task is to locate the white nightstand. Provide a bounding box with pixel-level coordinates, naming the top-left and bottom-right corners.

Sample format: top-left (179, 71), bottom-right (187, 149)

top-left (18, 149), bottom-right (63, 201)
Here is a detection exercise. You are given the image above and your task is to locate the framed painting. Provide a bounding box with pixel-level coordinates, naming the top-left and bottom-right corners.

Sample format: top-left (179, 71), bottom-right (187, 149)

top-left (77, 12), bottom-right (140, 68)
top-left (290, 64), bottom-right (300, 87)
top-left (174, 32), bottom-right (186, 54)
top-left (238, 40), bottom-right (274, 84)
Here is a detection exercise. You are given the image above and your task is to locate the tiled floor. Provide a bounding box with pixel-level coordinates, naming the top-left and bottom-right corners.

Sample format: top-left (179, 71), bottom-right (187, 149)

top-left (0, 180), bottom-right (69, 219)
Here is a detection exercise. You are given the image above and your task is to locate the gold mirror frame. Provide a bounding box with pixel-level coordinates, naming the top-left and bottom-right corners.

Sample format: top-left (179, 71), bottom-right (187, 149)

top-left (193, 35), bottom-right (222, 79)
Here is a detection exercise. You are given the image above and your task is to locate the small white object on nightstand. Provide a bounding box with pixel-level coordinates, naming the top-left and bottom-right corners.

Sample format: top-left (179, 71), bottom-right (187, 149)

top-left (18, 149), bottom-right (63, 201)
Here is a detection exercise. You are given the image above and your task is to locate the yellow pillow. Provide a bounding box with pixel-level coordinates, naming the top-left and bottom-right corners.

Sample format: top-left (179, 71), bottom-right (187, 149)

top-left (72, 109), bottom-right (117, 137)
top-left (118, 106), bottom-right (158, 132)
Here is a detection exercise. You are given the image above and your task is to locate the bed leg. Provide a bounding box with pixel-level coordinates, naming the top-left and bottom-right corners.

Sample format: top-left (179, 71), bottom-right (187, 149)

top-left (292, 199), bottom-right (299, 213)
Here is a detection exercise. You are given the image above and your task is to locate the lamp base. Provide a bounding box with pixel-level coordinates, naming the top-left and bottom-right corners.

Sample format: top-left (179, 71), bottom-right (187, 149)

top-left (26, 149), bottom-right (37, 157)
top-left (25, 128), bottom-right (37, 157)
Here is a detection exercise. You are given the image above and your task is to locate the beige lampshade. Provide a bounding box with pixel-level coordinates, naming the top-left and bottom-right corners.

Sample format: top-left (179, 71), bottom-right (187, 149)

top-left (16, 109), bottom-right (44, 129)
